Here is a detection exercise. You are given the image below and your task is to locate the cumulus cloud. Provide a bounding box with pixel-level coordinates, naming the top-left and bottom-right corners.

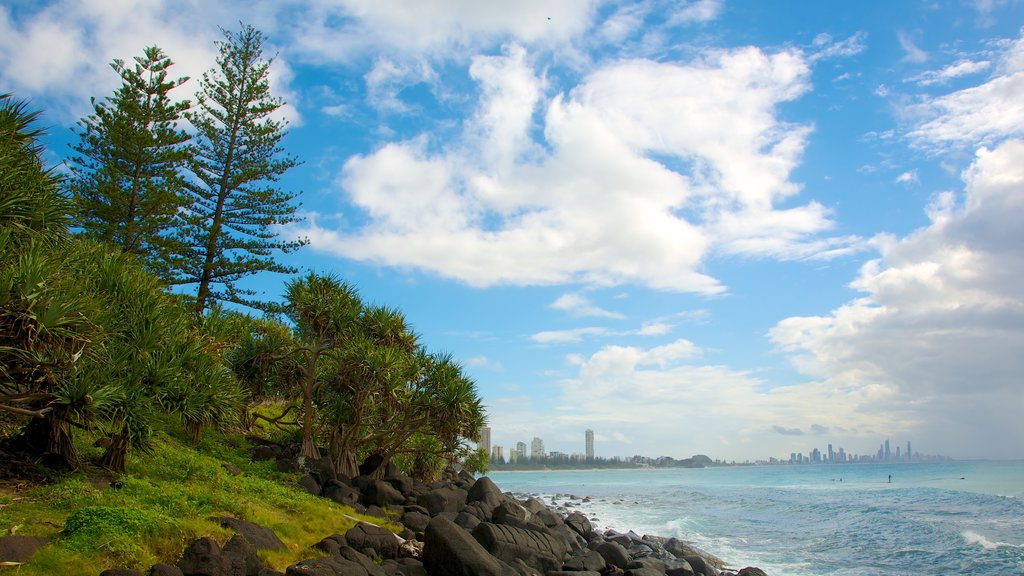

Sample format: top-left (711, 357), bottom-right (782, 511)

top-left (0, 1), bottom-right (299, 123)
top-left (522, 337), bottom-right (901, 459)
top-left (304, 44), bottom-right (855, 292)
top-left (530, 320), bottom-right (676, 344)
top-left (287, 0), bottom-right (597, 62)
top-left (911, 59), bottom-right (992, 86)
top-left (896, 170), bottom-right (918, 184)
top-left (771, 139), bottom-right (1024, 459)
top-left (907, 32), bottom-right (1024, 150)
top-left (551, 293), bottom-right (625, 319)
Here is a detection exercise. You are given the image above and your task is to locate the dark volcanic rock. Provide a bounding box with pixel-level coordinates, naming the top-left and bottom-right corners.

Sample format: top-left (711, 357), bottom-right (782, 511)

top-left (99, 570), bottom-right (144, 576)
top-left (471, 521), bottom-right (567, 574)
top-left (344, 522), bottom-right (400, 559)
top-left (213, 517), bottom-right (286, 550)
top-left (423, 516), bottom-right (503, 576)
top-left (223, 534), bottom-right (263, 576)
top-left (364, 480), bottom-right (405, 508)
top-left (298, 474), bottom-right (321, 496)
top-left (454, 510), bottom-right (481, 531)
top-left (564, 511), bottom-right (594, 540)
top-left (324, 480), bottom-right (360, 506)
top-left (149, 564), bottom-right (185, 576)
top-left (0, 535), bottom-right (47, 563)
top-left (685, 556), bottom-right (719, 576)
top-left (338, 545), bottom-right (386, 576)
top-left (179, 537), bottom-right (231, 576)
top-left (401, 510), bottom-right (431, 533)
top-left (284, 555), bottom-right (368, 576)
top-left (596, 541), bottom-right (631, 570)
top-left (736, 568), bottom-right (769, 576)
top-left (491, 501), bottom-right (527, 526)
top-left (312, 534), bottom-right (345, 556)
top-left (417, 486), bottom-right (467, 516)
top-left (563, 549), bottom-right (607, 572)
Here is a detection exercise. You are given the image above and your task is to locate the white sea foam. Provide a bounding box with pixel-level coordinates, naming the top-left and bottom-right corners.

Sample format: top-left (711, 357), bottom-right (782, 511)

top-left (962, 530), bottom-right (1023, 550)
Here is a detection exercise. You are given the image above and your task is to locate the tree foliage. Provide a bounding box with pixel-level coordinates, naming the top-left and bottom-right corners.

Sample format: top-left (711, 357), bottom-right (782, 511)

top-left (173, 24), bottom-right (306, 314)
top-left (66, 46), bottom-right (191, 281)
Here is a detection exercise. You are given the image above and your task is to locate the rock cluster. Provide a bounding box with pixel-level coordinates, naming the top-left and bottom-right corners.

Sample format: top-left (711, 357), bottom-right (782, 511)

top-left (53, 440), bottom-right (771, 575)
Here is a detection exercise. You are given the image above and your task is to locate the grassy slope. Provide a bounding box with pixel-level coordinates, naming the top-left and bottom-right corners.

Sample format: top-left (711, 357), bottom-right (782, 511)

top-left (0, 424), bottom-right (396, 575)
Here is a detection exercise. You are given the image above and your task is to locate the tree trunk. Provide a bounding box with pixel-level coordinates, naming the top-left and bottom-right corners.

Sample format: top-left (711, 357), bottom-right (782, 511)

top-left (100, 429), bottom-right (130, 472)
top-left (185, 418), bottom-right (202, 445)
top-left (333, 449), bottom-right (358, 478)
top-left (19, 409), bottom-right (80, 470)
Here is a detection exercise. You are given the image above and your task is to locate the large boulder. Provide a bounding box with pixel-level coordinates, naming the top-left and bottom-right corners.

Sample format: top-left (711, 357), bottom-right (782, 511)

top-left (465, 476), bottom-right (503, 518)
top-left (663, 539), bottom-right (725, 569)
top-left (401, 510), bottom-right (431, 533)
top-left (213, 518), bottom-right (286, 551)
top-left (284, 556), bottom-right (368, 576)
top-left (223, 534), bottom-right (263, 576)
top-left (0, 536), bottom-right (47, 563)
top-left (563, 549), bottom-right (606, 572)
top-left (595, 541), bottom-right (631, 570)
top-left (338, 545), bottom-right (386, 576)
top-left (471, 522), bottom-right (567, 574)
top-left (99, 570), bottom-right (144, 576)
top-left (149, 564), bottom-right (185, 576)
top-left (416, 486), bottom-right (467, 517)
top-left (179, 537), bottom-right (231, 576)
top-left (684, 556), bottom-right (719, 576)
top-left (343, 522), bottom-right (400, 560)
top-left (564, 512), bottom-right (594, 540)
top-left (736, 568), bottom-right (769, 576)
top-left (364, 480), bottom-right (405, 509)
top-left (422, 516), bottom-right (503, 576)
top-left (324, 481), bottom-right (360, 506)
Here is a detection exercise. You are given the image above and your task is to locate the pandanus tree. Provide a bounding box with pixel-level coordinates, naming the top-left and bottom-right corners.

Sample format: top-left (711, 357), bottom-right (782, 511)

top-left (323, 304), bottom-right (420, 477)
top-left (279, 273), bottom-right (362, 460)
top-left (0, 94), bottom-right (102, 469)
top-left (357, 351), bottom-right (486, 480)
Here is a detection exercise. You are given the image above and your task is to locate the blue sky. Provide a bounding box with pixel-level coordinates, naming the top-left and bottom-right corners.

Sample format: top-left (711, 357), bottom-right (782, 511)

top-left (3, 0), bottom-right (1023, 461)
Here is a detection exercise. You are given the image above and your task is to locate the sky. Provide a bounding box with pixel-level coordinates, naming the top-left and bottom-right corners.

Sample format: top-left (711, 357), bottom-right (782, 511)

top-left (3, 0), bottom-right (1024, 462)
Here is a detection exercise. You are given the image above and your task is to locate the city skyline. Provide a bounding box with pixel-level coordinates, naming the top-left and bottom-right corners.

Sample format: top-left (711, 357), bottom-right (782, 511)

top-left (481, 427), bottom-right (940, 465)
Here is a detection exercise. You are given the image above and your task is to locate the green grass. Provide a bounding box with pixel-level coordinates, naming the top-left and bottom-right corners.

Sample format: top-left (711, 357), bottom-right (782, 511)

top-left (0, 426), bottom-right (398, 575)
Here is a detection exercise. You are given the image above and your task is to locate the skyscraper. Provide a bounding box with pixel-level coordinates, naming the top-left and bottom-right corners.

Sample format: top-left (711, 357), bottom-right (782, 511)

top-left (828, 443), bottom-right (834, 464)
top-left (907, 441), bottom-right (912, 461)
top-left (531, 437), bottom-right (545, 460)
top-left (479, 426), bottom-right (491, 455)
top-left (585, 429), bottom-right (594, 461)
top-left (517, 441), bottom-right (527, 460)
top-left (884, 439), bottom-right (891, 461)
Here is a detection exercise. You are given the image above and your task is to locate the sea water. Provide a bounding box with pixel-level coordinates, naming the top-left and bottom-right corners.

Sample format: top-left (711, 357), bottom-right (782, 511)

top-left (489, 461), bottom-right (1024, 575)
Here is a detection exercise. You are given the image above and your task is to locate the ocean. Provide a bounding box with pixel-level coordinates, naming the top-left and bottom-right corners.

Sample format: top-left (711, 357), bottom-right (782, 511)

top-left (488, 460), bottom-right (1024, 575)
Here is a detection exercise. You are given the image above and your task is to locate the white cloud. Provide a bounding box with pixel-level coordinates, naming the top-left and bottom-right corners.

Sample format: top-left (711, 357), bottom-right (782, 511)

top-left (896, 170), bottom-right (918, 184)
top-left (305, 45), bottom-right (854, 292)
top-left (667, 0), bottom-right (723, 25)
top-left (0, 2), bottom-right (298, 123)
top-left (907, 32), bottom-right (1024, 150)
top-left (542, 337), bottom-right (904, 460)
top-left (898, 30), bottom-right (928, 63)
top-left (808, 31), bottom-right (868, 62)
top-left (911, 59), bottom-right (992, 86)
top-left (288, 0), bottom-right (598, 62)
top-left (551, 293), bottom-right (625, 319)
top-left (529, 321), bottom-right (674, 344)
top-left (532, 327), bottom-right (610, 345)
top-left (770, 139), bottom-right (1024, 459)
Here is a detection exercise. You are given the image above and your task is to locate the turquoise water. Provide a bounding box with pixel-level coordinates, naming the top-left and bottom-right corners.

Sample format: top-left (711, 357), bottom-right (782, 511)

top-left (489, 461), bottom-right (1024, 575)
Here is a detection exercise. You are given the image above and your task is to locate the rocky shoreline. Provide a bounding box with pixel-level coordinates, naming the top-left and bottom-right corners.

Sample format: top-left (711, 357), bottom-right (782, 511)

top-left (27, 440), bottom-right (771, 576)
